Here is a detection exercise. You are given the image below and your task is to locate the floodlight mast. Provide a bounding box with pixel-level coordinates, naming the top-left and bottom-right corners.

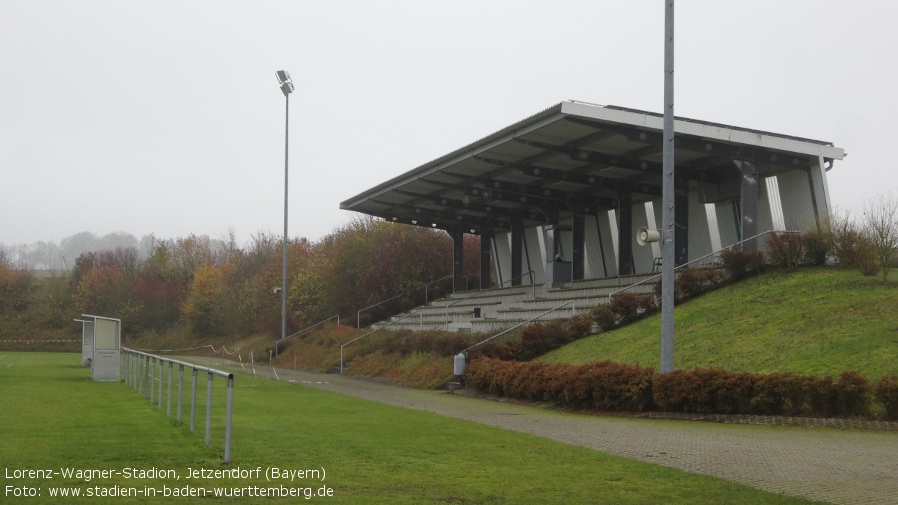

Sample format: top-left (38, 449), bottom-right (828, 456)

top-left (276, 70), bottom-right (294, 353)
top-left (660, 1), bottom-right (675, 374)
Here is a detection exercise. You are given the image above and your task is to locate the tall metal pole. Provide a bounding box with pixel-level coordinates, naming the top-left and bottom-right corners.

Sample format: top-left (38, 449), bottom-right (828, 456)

top-left (282, 90), bottom-right (289, 351)
top-left (276, 70), bottom-right (294, 357)
top-left (661, 0), bottom-right (676, 373)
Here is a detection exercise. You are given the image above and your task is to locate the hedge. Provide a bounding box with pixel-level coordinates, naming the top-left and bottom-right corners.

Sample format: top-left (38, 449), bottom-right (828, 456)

top-left (465, 358), bottom-right (892, 419)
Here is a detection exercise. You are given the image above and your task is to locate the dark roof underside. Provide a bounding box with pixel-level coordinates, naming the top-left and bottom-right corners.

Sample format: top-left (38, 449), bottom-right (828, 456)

top-left (341, 101), bottom-right (842, 234)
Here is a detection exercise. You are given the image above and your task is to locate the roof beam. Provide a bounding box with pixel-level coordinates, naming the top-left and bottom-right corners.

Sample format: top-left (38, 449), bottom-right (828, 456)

top-left (456, 173), bottom-right (621, 210)
top-left (474, 155), bottom-right (662, 197)
top-left (562, 115), bottom-right (812, 170)
top-left (370, 201), bottom-right (507, 233)
top-left (514, 138), bottom-right (664, 173)
top-left (390, 190), bottom-right (540, 224)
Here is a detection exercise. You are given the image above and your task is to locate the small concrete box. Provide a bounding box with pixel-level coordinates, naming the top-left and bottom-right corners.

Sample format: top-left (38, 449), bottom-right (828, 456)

top-left (83, 315), bottom-right (121, 381)
top-left (75, 319), bottom-right (94, 367)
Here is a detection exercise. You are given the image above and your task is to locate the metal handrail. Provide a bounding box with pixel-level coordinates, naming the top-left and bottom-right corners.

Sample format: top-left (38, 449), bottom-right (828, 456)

top-left (498, 269), bottom-right (536, 289)
top-left (356, 275), bottom-right (452, 328)
top-left (341, 310), bottom-right (422, 373)
top-left (275, 315), bottom-right (340, 356)
top-left (607, 229), bottom-right (798, 302)
top-left (461, 300), bottom-right (575, 353)
top-left (121, 348), bottom-right (234, 463)
top-left (444, 270), bottom-right (536, 330)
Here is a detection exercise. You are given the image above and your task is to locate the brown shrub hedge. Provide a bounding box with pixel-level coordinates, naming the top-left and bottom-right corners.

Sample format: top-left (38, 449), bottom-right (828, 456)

top-left (465, 358), bottom-right (886, 419)
top-left (470, 314), bottom-right (593, 362)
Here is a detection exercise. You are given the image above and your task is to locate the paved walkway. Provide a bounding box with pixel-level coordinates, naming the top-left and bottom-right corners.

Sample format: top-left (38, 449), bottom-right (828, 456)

top-left (204, 359), bottom-right (898, 505)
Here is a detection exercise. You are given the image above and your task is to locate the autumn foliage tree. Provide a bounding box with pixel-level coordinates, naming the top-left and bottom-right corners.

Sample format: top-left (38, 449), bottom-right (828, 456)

top-left (312, 217), bottom-right (454, 327)
top-left (182, 263), bottom-right (226, 336)
top-left (19, 216), bottom-right (479, 341)
top-left (0, 252), bottom-right (32, 312)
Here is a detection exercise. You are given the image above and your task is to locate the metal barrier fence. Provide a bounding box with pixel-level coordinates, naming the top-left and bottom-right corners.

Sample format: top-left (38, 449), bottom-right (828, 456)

top-left (121, 348), bottom-right (234, 463)
top-left (340, 310), bottom-right (423, 373)
top-left (607, 229), bottom-right (799, 302)
top-left (357, 275), bottom-right (452, 328)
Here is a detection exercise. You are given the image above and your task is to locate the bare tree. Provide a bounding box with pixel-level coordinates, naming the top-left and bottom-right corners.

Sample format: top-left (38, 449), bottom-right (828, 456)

top-left (863, 193), bottom-right (898, 282)
top-left (827, 209), bottom-right (869, 272)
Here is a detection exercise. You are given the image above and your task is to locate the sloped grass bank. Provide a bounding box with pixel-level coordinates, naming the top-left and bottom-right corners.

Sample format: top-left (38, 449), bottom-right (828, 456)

top-left (0, 352), bottom-right (819, 504)
top-left (543, 268), bottom-right (898, 378)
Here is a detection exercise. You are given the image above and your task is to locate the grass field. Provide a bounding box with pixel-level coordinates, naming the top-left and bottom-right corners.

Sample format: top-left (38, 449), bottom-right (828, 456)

top-left (0, 352), bottom-right (822, 504)
top-left (541, 268), bottom-right (898, 378)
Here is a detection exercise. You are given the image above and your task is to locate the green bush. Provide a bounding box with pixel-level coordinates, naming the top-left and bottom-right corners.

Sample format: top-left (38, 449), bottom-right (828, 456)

top-left (801, 229), bottom-right (831, 266)
top-left (381, 330), bottom-right (470, 357)
top-left (720, 249), bottom-right (766, 281)
top-left (610, 291), bottom-right (657, 325)
top-left (652, 368), bottom-right (755, 414)
top-left (591, 304), bottom-right (615, 332)
top-left (766, 232), bottom-right (803, 271)
top-left (588, 361), bottom-right (655, 412)
top-left (828, 212), bottom-right (879, 276)
top-left (833, 370), bottom-right (871, 417)
top-left (470, 315), bottom-right (593, 362)
top-left (874, 374), bottom-right (898, 420)
top-left (518, 315), bottom-right (593, 361)
top-left (751, 372), bottom-right (806, 415)
top-left (654, 268), bottom-right (723, 304)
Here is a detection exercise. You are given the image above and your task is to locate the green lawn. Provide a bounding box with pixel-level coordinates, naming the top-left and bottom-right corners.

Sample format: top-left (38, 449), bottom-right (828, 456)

top-left (542, 268), bottom-right (898, 378)
top-left (0, 352), bottom-right (821, 504)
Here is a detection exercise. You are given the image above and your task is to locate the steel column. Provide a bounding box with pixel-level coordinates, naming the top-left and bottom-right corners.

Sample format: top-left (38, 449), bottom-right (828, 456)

top-left (735, 160), bottom-right (759, 251)
top-left (450, 230), bottom-right (464, 292)
top-left (511, 223), bottom-right (523, 286)
top-left (573, 214), bottom-right (585, 280)
top-left (480, 230), bottom-right (492, 290)
top-left (660, 0), bottom-right (676, 374)
top-left (617, 195), bottom-right (635, 276)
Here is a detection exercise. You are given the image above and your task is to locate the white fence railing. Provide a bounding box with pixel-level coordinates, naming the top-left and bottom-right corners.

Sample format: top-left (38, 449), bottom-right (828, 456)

top-left (121, 348), bottom-right (234, 463)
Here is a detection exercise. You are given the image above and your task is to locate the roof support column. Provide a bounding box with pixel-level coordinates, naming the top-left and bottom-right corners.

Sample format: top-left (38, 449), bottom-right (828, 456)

top-left (617, 195), bottom-right (635, 276)
top-left (734, 160), bottom-right (759, 251)
top-left (573, 214), bottom-right (585, 281)
top-left (480, 230), bottom-right (492, 290)
top-left (511, 223), bottom-right (523, 286)
top-left (450, 230), bottom-right (464, 292)
top-left (807, 155), bottom-right (832, 229)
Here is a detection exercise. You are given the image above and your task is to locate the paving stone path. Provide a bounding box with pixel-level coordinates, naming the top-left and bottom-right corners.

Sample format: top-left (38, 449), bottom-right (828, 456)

top-left (208, 360), bottom-right (898, 505)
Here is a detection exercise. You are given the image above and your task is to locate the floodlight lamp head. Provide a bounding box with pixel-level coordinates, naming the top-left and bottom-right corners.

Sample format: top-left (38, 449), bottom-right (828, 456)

top-left (275, 70), bottom-right (294, 96)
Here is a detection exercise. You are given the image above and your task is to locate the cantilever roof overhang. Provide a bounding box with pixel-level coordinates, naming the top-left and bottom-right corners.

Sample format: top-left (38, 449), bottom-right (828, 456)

top-left (340, 100), bottom-right (845, 234)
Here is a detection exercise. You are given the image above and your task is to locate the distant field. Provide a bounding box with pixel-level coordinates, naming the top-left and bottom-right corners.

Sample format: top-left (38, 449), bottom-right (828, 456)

top-left (542, 268), bottom-right (898, 378)
top-left (0, 353), bottom-right (819, 504)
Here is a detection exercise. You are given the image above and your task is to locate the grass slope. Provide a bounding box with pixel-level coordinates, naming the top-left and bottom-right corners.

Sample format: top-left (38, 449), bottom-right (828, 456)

top-left (541, 268), bottom-right (898, 378)
top-left (0, 352), bottom-right (819, 504)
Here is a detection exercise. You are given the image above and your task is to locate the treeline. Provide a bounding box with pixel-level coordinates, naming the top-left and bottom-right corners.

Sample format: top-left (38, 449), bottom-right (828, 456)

top-left (1, 231), bottom-right (151, 271)
top-left (0, 217), bottom-right (483, 339)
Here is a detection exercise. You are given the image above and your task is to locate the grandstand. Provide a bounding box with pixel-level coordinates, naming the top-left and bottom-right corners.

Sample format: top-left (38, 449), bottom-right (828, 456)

top-left (343, 100), bottom-right (844, 331)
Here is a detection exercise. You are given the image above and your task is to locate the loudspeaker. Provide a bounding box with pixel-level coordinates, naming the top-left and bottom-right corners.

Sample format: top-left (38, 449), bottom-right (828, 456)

top-left (637, 227), bottom-right (661, 246)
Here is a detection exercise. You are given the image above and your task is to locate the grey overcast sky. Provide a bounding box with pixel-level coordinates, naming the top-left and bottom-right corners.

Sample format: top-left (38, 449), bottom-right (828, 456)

top-left (1, 1), bottom-right (895, 247)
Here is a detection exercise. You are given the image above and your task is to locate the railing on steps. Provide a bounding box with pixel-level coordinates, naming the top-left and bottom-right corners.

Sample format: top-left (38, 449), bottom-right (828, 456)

top-left (275, 314), bottom-right (339, 356)
top-left (459, 300), bottom-right (575, 355)
top-left (607, 229), bottom-right (797, 303)
top-left (341, 310), bottom-right (423, 373)
top-left (356, 276), bottom-right (452, 328)
top-left (445, 271), bottom-right (536, 330)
